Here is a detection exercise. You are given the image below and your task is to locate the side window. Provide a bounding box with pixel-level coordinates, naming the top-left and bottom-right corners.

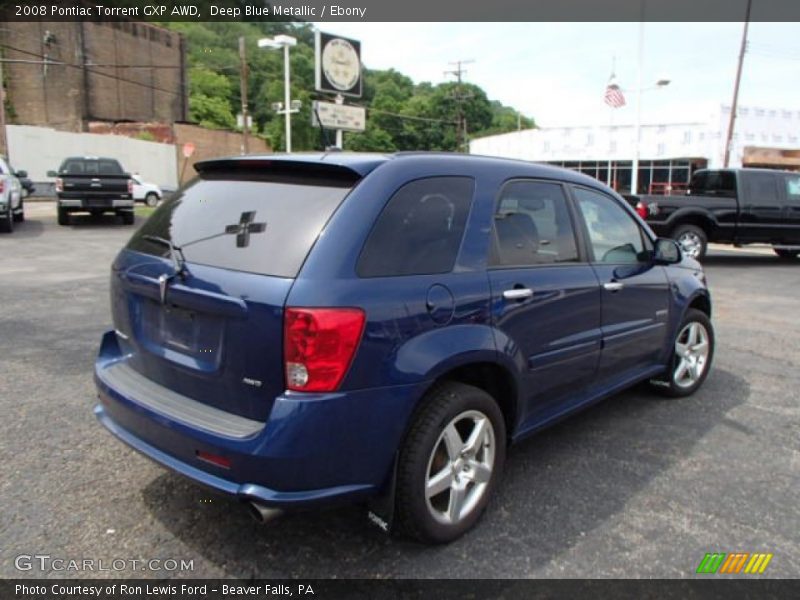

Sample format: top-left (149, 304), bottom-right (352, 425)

top-left (357, 177), bottom-right (474, 277)
top-left (491, 180), bottom-right (579, 267)
top-left (573, 187), bottom-right (646, 264)
top-left (745, 173), bottom-right (780, 206)
top-left (785, 174), bottom-right (800, 205)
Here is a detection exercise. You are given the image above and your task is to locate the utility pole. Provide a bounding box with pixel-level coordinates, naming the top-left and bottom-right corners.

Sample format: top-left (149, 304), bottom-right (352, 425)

top-left (239, 36), bottom-right (249, 155)
top-left (723, 0), bottom-right (752, 168)
top-left (445, 59), bottom-right (474, 153)
top-left (0, 51), bottom-right (7, 159)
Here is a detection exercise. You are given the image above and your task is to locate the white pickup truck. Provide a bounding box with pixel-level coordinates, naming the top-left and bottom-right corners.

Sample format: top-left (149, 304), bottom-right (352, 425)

top-left (131, 175), bottom-right (163, 207)
top-left (0, 156), bottom-right (24, 233)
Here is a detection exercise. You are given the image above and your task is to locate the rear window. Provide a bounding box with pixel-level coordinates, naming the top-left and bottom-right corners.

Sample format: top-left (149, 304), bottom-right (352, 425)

top-left (60, 158), bottom-right (124, 176)
top-left (127, 171), bottom-right (355, 278)
top-left (357, 176), bottom-right (474, 277)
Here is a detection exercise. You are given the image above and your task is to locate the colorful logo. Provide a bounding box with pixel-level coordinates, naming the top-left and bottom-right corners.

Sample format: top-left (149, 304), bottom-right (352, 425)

top-left (696, 552), bottom-right (773, 574)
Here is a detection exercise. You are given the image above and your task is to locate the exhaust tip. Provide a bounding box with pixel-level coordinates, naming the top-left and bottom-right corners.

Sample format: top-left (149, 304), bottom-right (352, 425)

top-left (247, 501), bottom-right (283, 524)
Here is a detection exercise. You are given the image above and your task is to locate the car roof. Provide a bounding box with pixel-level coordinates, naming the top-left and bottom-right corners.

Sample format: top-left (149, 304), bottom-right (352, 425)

top-left (197, 151), bottom-right (604, 187)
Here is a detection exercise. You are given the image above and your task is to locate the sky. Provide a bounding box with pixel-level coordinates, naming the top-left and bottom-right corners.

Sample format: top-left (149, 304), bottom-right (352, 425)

top-left (311, 22), bottom-right (800, 128)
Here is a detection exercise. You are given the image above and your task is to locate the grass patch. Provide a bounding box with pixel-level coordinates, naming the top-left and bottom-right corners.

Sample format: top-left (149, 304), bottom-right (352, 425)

top-left (135, 206), bottom-right (157, 218)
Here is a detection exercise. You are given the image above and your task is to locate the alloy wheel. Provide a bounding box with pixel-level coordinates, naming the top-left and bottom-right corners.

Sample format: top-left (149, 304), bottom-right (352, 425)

top-left (673, 321), bottom-right (711, 388)
top-left (677, 232), bottom-right (703, 259)
top-left (424, 410), bottom-right (495, 526)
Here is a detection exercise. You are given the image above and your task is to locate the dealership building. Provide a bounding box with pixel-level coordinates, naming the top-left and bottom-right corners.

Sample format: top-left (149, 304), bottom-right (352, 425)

top-left (470, 104), bottom-right (800, 195)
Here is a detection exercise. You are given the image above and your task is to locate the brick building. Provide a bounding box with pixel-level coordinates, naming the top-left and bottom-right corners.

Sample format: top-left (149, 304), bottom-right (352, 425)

top-left (1, 20), bottom-right (188, 133)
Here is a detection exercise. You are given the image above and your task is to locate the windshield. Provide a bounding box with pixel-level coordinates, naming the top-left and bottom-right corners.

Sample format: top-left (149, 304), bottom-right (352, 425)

top-left (60, 158), bottom-right (124, 176)
top-left (126, 171), bottom-right (355, 278)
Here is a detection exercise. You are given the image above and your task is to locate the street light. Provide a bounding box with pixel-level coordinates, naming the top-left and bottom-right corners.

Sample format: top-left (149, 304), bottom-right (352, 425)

top-left (258, 34), bottom-right (298, 153)
top-left (631, 76), bottom-right (670, 194)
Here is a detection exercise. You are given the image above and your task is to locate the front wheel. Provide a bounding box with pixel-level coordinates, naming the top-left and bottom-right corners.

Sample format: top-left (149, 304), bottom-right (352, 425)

top-left (672, 224), bottom-right (708, 261)
top-left (13, 200), bottom-right (24, 222)
top-left (650, 308), bottom-right (714, 397)
top-left (394, 382), bottom-right (506, 544)
top-left (773, 248), bottom-right (799, 260)
top-left (0, 208), bottom-right (12, 233)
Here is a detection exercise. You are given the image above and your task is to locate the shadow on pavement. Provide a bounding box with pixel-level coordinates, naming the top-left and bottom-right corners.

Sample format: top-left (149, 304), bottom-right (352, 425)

top-left (0, 219), bottom-right (45, 239)
top-left (703, 254), bottom-right (794, 267)
top-left (141, 367), bottom-right (749, 578)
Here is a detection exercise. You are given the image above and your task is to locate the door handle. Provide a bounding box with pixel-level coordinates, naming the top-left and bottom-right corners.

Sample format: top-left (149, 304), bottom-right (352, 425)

top-left (503, 288), bottom-right (534, 300)
top-left (603, 282), bottom-right (624, 292)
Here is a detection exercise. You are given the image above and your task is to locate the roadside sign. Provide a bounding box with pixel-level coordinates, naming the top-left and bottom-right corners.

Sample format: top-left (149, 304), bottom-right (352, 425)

top-left (314, 31), bottom-right (362, 98)
top-left (182, 142), bottom-right (195, 158)
top-left (312, 101), bottom-right (366, 132)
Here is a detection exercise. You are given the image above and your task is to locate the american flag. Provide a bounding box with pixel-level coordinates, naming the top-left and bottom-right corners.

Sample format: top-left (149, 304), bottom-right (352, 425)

top-left (604, 82), bottom-right (626, 108)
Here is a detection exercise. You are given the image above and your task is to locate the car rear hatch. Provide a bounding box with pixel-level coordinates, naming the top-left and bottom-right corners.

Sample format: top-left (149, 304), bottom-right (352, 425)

top-left (108, 159), bottom-right (363, 422)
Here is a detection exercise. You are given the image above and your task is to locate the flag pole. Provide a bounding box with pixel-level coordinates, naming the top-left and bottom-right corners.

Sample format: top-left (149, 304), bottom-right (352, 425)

top-left (607, 56), bottom-right (616, 188)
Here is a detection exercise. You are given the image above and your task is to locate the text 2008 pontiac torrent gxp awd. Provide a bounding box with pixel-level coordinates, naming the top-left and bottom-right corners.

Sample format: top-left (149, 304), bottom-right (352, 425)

top-left (94, 153), bottom-right (714, 543)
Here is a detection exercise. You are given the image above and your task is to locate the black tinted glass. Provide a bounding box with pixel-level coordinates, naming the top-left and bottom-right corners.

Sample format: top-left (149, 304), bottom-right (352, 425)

top-left (746, 173), bottom-right (779, 205)
top-left (357, 177), bottom-right (474, 277)
top-left (491, 181), bottom-right (578, 266)
top-left (60, 159), bottom-right (124, 175)
top-left (127, 173), bottom-right (353, 278)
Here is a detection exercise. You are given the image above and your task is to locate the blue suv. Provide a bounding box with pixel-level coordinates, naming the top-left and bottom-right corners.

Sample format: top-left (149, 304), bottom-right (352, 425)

top-left (94, 153), bottom-right (714, 543)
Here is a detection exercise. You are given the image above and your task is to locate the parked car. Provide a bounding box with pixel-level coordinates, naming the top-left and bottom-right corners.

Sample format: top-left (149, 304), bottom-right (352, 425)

top-left (94, 153), bottom-right (714, 543)
top-left (48, 156), bottom-right (134, 225)
top-left (0, 156), bottom-right (24, 233)
top-left (131, 174), bottom-right (162, 207)
top-left (633, 168), bottom-right (800, 260)
top-left (18, 173), bottom-right (35, 198)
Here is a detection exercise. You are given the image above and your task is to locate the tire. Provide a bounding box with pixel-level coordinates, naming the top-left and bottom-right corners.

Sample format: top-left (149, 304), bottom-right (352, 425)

top-left (394, 381), bottom-right (506, 544)
top-left (0, 208), bottom-right (12, 233)
top-left (57, 206), bottom-right (69, 226)
top-left (649, 308), bottom-right (715, 398)
top-left (773, 248), bottom-right (799, 260)
top-left (144, 192), bottom-right (159, 207)
top-left (672, 224), bottom-right (708, 261)
top-left (121, 211), bottom-right (135, 225)
top-left (13, 200), bottom-right (24, 222)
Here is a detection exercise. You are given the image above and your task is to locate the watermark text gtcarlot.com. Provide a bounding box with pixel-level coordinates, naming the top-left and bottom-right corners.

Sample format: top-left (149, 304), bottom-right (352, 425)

top-left (14, 554), bottom-right (194, 572)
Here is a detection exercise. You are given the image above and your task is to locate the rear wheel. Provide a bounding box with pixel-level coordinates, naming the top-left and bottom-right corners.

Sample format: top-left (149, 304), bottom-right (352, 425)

top-left (650, 308), bottom-right (714, 398)
top-left (672, 224), bottom-right (708, 261)
top-left (145, 192), bottom-right (159, 207)
top-left (121, 211), bottom-right (135, 225)
top-left (394, 382), bottom-right (506, 544)
top-left (773, 248), bottom-right (799, 260)
top-left (57, 206), bottom-right (70, 226)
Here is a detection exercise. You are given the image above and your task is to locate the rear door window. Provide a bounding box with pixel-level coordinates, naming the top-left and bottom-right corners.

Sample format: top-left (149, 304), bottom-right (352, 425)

top-left (127, 171), bottom-right (355, 278)
top-left (357, 176), bottom-right (474, 277)
top-left (744, 173), bottom-right (780, 206)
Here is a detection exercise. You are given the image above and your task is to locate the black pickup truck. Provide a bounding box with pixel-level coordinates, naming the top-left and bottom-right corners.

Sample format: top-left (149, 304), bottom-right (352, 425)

top-left (633, 168), bottom-right (800, 260)
top-left (48, 157), bottom-right (134, 226)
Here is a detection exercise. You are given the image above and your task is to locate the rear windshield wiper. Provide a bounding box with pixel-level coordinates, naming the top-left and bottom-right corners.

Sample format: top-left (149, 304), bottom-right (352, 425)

top-left (143, 235), bottom-right (189, 277)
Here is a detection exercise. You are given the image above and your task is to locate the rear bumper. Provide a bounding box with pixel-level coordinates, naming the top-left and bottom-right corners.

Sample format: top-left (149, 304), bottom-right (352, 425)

top-left (59, 198), bottom-right (134, 209)
top-left (94, 330), bottom-right (424, 509)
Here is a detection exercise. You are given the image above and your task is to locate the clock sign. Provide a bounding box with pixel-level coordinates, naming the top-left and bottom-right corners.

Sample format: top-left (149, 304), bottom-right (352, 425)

top-left (315, 31), bottom-right (362, 98)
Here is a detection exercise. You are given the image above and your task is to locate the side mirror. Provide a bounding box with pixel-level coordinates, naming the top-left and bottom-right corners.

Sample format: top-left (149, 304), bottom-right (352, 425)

top-left (654, 238), bottom-right (682, 264)
top-left (16, 170), bottom-right (27, 178)
top-left (47, 170), bottom-right (58, 178)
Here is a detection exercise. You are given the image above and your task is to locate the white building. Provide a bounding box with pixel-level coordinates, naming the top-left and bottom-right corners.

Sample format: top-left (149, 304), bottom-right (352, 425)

top-left (470, 104), bottom-right (800, 194)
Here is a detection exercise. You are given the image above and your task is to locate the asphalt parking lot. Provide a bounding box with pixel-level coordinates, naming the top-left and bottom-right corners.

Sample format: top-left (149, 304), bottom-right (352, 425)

top-left (1, 201), bottom-right (798, 579)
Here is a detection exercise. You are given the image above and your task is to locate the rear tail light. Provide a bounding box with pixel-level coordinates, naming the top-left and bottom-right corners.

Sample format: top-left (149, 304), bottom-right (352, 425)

top-left (284, 307), bottom-right (366, 393)
top-left (55, 178), bottom-right (63, 193)
top-left (0, 180), bottom-right (4, 193)
top-left (127, 179), bottom-right (134, 194)
top-left (636, 201), bottom-right (649, 219)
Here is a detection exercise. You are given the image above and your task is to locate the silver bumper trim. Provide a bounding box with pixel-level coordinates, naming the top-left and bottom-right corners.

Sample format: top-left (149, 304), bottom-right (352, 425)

top-left (97, 361), bottom-right (265, 439)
